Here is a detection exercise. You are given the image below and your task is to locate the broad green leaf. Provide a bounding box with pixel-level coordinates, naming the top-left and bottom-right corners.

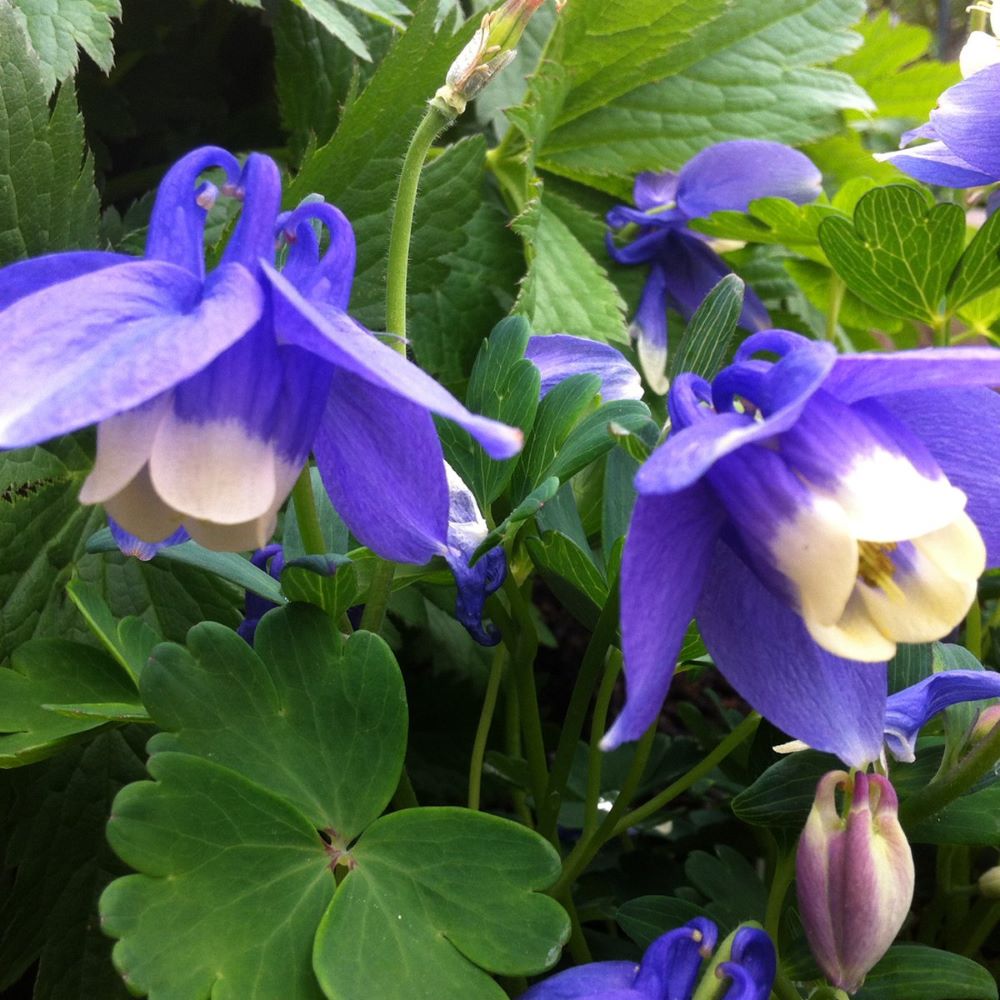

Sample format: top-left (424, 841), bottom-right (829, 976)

top-left (526, 530), bottom-right (607, 621)
top-left (907, 784), bottom-right (1000, 846)
top-left (616, 896), bottom-right (707, 949)
top-left (280, 555), bottom-right (359, 621)
top-left (669, 274), bottom-right (744, 381)
top-left (0, 2), bottom-right (99, 260)
top-left (731, 750), bottom-right (841, 828)
top-left (314, 808), bottom-right (569, 999)
top-left (949, 209), bottom-right (1000, 311)
top-left (0, 640), bottom-right (139, 766)
top-left (102, 752), bottom-right (334, 1000)
top-left (439, 316), bottom-right (542, 507)
top-left (10, 0), bottom-right (120, 93)
top-left (513, 187), bottom-right (629, 343)
top-left (0, 730), bottom-right (142, 999)
top-left (684, 846), bottom-right (767, 928)
top-left (292, 0), bottom-right (408, 62)
top-left (513, 373), bottom-right (601, 500)
top-left (535, 0), bottom-right (871, 196)
top-left (142, 605), bottom-right (406, 840)
top-left (546, 399), bottom-right (654, 485)
top-left (888, 642), bottom-right (933, 694)
top-left (819, 185), bottom-right (965, 323)
top-left (855, 945), bottom-right (998, 1000)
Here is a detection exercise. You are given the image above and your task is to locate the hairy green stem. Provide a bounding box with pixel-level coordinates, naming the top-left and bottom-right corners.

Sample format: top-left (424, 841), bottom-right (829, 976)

top-left (469, 646), bottom-right (509, 810)
top-left (538, 581), bottom-right (620, 840)
top-left (900, 716), bottom-right (1000, 827)
top-left (611, 713), bottom-right (762, 836)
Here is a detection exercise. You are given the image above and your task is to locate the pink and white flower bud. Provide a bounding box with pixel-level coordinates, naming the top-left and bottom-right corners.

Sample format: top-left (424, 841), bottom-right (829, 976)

top-left (796, 771), bottom-right (915, 994)
top-left (969, 703), bottom-right (1000, 746)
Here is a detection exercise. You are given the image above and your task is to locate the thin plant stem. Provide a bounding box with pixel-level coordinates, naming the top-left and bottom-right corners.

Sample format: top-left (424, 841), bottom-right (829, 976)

top-left (290, 466), bottom-right (326, 555)
top-left (538, 580), bottom-right (620, 840)
top-left (584, 650), bottom-right (623, 836)
top-left (469, 646), bottom-right (509, 810)
top-left (611, 712), bottom-right (762, 836)
top-left (826, 275), bottom-right (845, 343)
top-left (765, 850), bottom-right (796, 941)
top-left (958, 898), bottom-right (1000, 956)
top-left (772, 972), bottom-right (805, 1000)
top-left (562, 892), bottom-right (594, 966)
top-left (900, 716), bottom-right (1000, 827)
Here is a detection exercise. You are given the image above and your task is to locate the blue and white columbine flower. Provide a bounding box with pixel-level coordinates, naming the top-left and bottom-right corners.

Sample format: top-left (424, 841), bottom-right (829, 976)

top-left (606, 141), bottom-right (822, 392)
top-left (0, 146), bottom-right (521, 554)
top-left (605, 330), bottom-right (1000, 767)
top-left (522, 919), bottom-right (775, 1000)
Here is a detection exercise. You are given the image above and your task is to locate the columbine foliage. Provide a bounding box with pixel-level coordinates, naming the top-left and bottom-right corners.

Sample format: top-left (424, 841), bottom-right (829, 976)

top-left (2, 1), bottom-right (1000, 999)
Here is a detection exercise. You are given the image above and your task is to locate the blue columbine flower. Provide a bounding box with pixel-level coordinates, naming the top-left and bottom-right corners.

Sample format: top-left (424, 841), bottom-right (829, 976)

top-left (605, 330), bottom-right (1000, 767)
top-left (606, 141), bottom-right (822, 392)
top-left (877, 63), bottom-right (1000, 186)
top-left (0, 146), bottom-right (521, 556)
top-left (524, 334), bottom-right (644, 402)
top-left (522, 919), bottom-right (776, 1000)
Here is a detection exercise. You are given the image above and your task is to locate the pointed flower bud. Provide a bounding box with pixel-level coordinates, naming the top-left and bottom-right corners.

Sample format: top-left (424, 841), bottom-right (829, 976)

top-left (437, 0), bottom-right (547, 113)
top-left (796, 771), bottom-right (914, 994)
top-left (968, 703), bottom-right (1000, 746)
top-left (978, 865), bottom-right (1000, 899)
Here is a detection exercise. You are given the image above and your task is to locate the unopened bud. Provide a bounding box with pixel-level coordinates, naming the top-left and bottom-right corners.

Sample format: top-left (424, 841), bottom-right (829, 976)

top-left (437, 0), bottom-right (547, 113)
top-left (968, 703), bottom-right (1000, 745)
top-left (979, 865), bottom-right (1000, 898)
top-left (796, 771), bottom-right (914, 995)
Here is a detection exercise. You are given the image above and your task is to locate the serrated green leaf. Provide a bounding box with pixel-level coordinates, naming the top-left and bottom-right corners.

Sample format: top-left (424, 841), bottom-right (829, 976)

top-left (855, 945), bottom-right (998, 1000)
top-left (819, 185), bottom-right (965, 323)
top-left (102, 752), bottom-right (333, 1000)
top-left (10, 0), bottom-right (120, 93)
top-left (0, 730), bottom-right (142, 998)
top-left (534, 0), bottom-right (872, 195)
top-left (142, 605), bottom-right (406, 840)
top-left (0, 640), bottom-right (139, 766)
top-left (314, 808), bottom-right (569, 999)
top-left (292, 0), bottom-right (408, 61)
top-left (669, 274), bottom-right (744, 381)
top-left (949, 209), bottom-right (1000, 311)
top-left (513, 188), bottom-right (629, 343)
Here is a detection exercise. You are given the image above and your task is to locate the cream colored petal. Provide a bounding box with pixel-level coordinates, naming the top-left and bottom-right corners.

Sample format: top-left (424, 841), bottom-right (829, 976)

top-left (806, 588), bottom-right (898, 663)
top-left (961, 30), bottom-right (1000, 78)
top-left (149, 414), bottom-right (278, 524)
top-left (79, 396), bottom-right (170, 504)
top-left (184, 512), bottom-right (279, 552)
top-left (102, 466), bottom-right (183, 543)
top-left (859, 513), bottom-right (986, 645)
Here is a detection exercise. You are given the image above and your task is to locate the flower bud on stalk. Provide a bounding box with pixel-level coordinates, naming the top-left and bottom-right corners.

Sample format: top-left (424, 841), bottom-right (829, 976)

top-left (436, 0), bottom-right (550, 113)
top-left (796, 771), bottom-right (915, 994)
top-left (979, 865), bottom-right (1000, 899)
top-left (968, 703), bottom-right (1000, 746)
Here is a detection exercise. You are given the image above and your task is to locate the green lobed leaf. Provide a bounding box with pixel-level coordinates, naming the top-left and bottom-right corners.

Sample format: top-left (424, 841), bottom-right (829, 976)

top-left (855, 944), bottom-right (998, 1000)
top-left (142, 604), bottom-right (406, 841)
top-left (280, 556), bottom-right (359, 621)
top-left (9, 0), bottom-right (120, 93)
top-left (102, 752), bottom-right (334, 1000)
top-left (731, 750), bottom-right (842, 828)
top-left (513, 187), bottom-right (629, 344)
top-left (0, 639), bottom-right (139, 766)
top-left (819, 185), bottom-right (965, 323)
top-left (949, 208), bottom-right (1000, 312)
top-left (534, 0), bottom-right (871, 196)
top-left (314, 808), bottom-right (569, 999)
top-left (616, 896), bottom-right (707, 949)
top-left (669, 274), bottom-right (744, 381)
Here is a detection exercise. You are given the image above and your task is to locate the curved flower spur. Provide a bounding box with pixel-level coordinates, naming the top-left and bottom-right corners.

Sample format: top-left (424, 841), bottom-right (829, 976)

top-left (0, 146), bottom-right (522, 554)
top-left (607, 331), bottom-right (1000, 767)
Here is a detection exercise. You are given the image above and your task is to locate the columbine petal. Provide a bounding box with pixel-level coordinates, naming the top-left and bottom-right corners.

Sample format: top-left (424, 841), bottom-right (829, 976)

top-left (603, 485), bottom-right (725, 750)
top-left (877, 387), bottom-right (1000, 565)
top-left (674, 140), bottom-right (822, 219)
top-left (278, 201), bottom-right (357, 310)
top-left (633, 169), bottom-right (679, 211)
top-left (632, 261), bottom-right (671, 394)
top-left (929, 63), bottom-right (1000, 177)
top-left (633, 922), bottom-right (714, 1000)
top-left (0, 260), bottom-right (263, 447)
top-left (314, 369), bottom-right (450, 565)
top-left (108, 519), bottom-right (188, 561)
top-left (728, 927), bottom-right (777, 1000)
top-left (823, 347), bottom-right (1000, 403)
top-left (102, 466), bottom-right (184, 543)
top-left (217, 153), bottom-right (282, 276)
top-left (525, 335), bottom-right (643, 402)
top-left (696, 541), bottom-right (887, 768)
top-left (875, 140), bottom-right (1000, 188)
top-left (884, 669), bottom-right (1000, 762)
top-left (263, 264), bottom-right (524, 460)
top-left (521, 962), bottom-right (641, 999)
top-left (0, 251), bottom-right (131, 311)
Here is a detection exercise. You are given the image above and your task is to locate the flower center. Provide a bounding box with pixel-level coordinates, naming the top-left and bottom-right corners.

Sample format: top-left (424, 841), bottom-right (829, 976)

top-left (857, 540), bottom-right (904, 602)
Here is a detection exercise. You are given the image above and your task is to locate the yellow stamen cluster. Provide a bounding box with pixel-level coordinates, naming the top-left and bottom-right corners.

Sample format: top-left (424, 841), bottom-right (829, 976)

top-left (857, 541), bottom-right (904, 602)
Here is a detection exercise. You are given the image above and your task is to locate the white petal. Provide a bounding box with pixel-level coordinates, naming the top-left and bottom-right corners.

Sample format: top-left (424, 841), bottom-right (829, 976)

top-left (78, 396), bottom-right (170, 504)
top-left (149, 414), bottom-right (279, 524)
top-left (961, 31), bottom-right (1000, 78)
top-left (858, 512), bottom-right (986, 645)
top-left (805, 588), bottom-right (898, 662)
top-left (636, 325), bottom-right (669, 396)
top-left (769, 493), bottom-right (858, 627)
top-left (102, 466), bottom-right (183, 543)
top-left (827, 447), bottom-right (967, 543)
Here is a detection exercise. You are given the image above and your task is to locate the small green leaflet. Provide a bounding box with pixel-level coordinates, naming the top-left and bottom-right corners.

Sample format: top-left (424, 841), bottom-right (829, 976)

top-left (668, 274), bottom-right (744, 382)
top-left (856, 945), bottom-right (998, 1000)
top-left (8, 0), bottom-right (120, 94)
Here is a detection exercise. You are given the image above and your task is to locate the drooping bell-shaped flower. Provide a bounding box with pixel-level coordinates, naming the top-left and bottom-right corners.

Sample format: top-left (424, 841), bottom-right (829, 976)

top-left (797, 771), bottom-right (914, 994)
top-left (607, 329), bottom-right (1000, 767)
top-left (0, 146), bottom-right (521, 554)
top-left (606, 141), bottom-right (822, 392)
top-left (521, 918), bottom-right (776, 1000)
